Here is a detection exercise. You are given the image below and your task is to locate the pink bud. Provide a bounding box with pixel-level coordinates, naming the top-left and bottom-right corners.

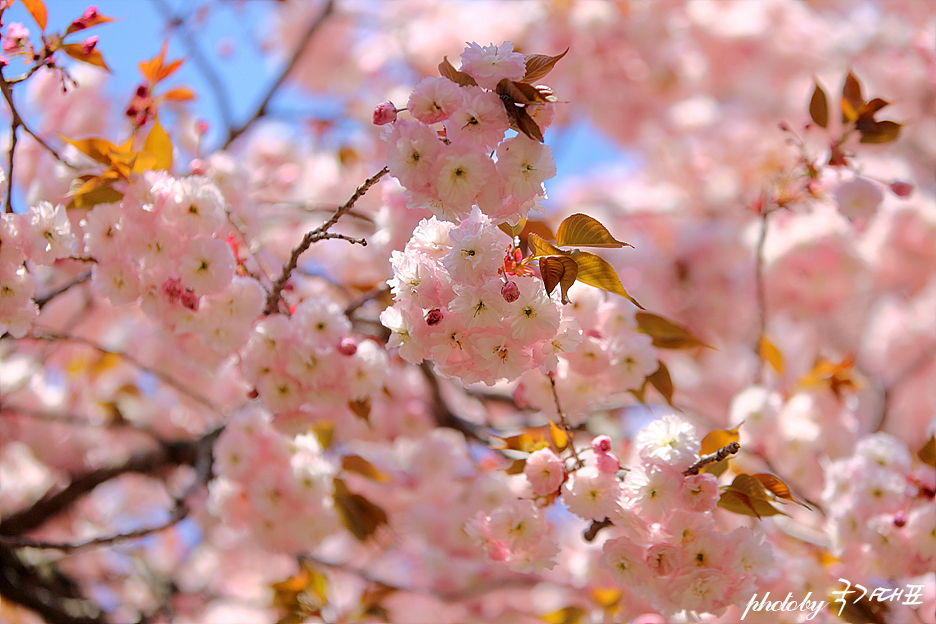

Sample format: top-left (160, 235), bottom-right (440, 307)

top-left (372, 101), bottom-right (398, 125)
top-left (596, 453), bottom-right (619, 475)
top-left (84, 6), bottom-right (100, 20)
top-left (426, 308), bottom-right (443, 325)
top-left (180, 290), bottom-right (200, 311)
top-left (80, 36), bottom-right (97, 55)
top-left (501, 281), bottom-right (520, 302)
top-left (338, 338), bottom-right (358, 356)
top-left (890, 181), bottom-right (913, 198)
top-left (189, 159), bottom-right (207, 175)
top-left (893, 511), bottom-right (907, 528)
top-left (195, 119), bottom-right (210, 135)
top-left (591, 435), bottom-right (612, 454)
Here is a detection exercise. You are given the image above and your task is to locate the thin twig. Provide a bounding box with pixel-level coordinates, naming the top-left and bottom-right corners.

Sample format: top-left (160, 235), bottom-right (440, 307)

top-left (34, 271), bottom-right (92, 309)
top-left (0, 71), bottom-right (78, 197)
top-left (419, 361), bottom-right (489, 444)
top-left (547, 371), bottom-right (584, 468)
top-left (151, 0), bottom-right (234, 136)
top-left (682, 442), bottom-right (740, 476)
top-left (223, 0), bottom-right (336, 147)
top-left (264, 166), bottom-right (388, 315)
top-left (0, 427), bottom-right (216, 552)
top-left (24, 329), bottom-right (225, 416)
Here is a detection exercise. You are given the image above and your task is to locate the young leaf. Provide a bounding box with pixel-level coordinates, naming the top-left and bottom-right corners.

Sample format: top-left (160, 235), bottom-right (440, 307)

top-left (58, 135), bottom-right (118, 166)
top-left (918, 435), bottom-right (936, 468)
top-left (647, 361), bottom-right (675, 408)
top-left (809, 82), bottom-right (829, 128)
top-left (527, 232), bottom-right (564, 258)
top-left (522, 48), bottom-right (568, 83)
top-left (503, 102), bottom-right (544, 142)
top-left (718, 474), bottom-right (787, 518)
top-left (498, 218), bottom-right (526, 239)
top-left (161, 87), bottom-right (196, 101)
top-left (341, 454), bottom-right (390, 482)
top-left (438, 56), bottom-right (477, 87)
top-left (857, 120), bottom-right (901, 144)
top-left (21, 0), bottom-right (48, 31)
top-left (65, 11), bottom-right (115, 36)
top-left (139, 42), bottom-right (168, 85)
top-left (556, 214), bottom-right (632, 248)
top-left (347, 398), bottom-right (371, 423)
top-left (548, 420), bottom-right (569, 451)
top-left (140, 117), bottom-right (173, 172)
top-left (541, 605), bottom-right (587, 624)
top-left (758, 335), bottom-right (784, 375)
top-left (61, 44), bottom-right (112, 72)
top-left (333, 478), bottom-right (388, 541)
top-left (841, 72), bottom-right (863, 123)
top-left (635, 312), bottom-right (711, 349)
top-left (699, 425), bottom-right (740, 477)
top-left (271, 560), bottom-right (329, 622)
top-left (570, 251), bottom-right (643, 308)
top-left (539, 255), bottom-right (578, 304)
top-left (752, 473), bottom-right (810, 509)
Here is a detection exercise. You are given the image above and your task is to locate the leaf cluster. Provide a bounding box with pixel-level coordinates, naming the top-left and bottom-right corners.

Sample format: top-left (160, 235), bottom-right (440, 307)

top-left (809, 72), bottom-right (901, 144)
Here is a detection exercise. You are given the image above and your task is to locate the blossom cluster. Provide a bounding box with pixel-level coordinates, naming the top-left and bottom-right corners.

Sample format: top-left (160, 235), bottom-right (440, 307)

top-left (380, 210), bottom-right (578, 385)
top-left (241, 292), bottom-right (387, 417)
top-left (381, 42), bottom-right (557, 225)
top-left (471, 416), bottom-right (774, 617)
top-left (515, 284), bottom-right (659, 425)
top-left (1, 199), bottom-right (77, 336)
top-left (822, 432), bottom-right (936, 579)
top-left (209, 404), bottom-right (339, 552)
top-left (78, 172), bottom-right (265, 353)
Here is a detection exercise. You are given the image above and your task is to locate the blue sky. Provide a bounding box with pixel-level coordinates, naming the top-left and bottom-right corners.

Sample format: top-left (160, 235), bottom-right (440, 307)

top-left (3, 0), bottom-right (631, 197)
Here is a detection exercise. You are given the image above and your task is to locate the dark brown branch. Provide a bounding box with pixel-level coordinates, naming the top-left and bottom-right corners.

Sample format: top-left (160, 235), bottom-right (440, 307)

top-left (34, 271), bottom-right (92, 309)
top-left (264, 166), bottom-right (388, 315)
top-left (419, 361), bottom-right (489, 444)
top-left (583, 518), bottom-right (613, 542)
top-left (682, 442), bottom-right (740, 476)
top-left (223, 0), bottom-right (336, 147)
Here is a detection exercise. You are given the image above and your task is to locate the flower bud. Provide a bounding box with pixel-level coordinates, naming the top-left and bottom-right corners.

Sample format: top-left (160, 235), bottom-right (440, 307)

top-left (426, 308), bottom-right (443, 325)
top-left (591, 435), bottom-right (612, 454)
top-left (890, 181), bottom-right (913, 198)
top-left (372, 101), bottom-right (398, 125)
top-left (893, 511), bottom-right (907, 528)
top-left (338, 338), bottom-right (358, 356)
top-left (501, 281), bottom-right (520, 302)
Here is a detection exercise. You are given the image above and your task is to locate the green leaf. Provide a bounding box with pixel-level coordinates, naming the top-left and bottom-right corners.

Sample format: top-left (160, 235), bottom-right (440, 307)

top-left (522, 48), bottom-right (568, 83)
top-left (570, 251), bottom-right (642, 308)
top-left (556, 213), bottom-right (632, 248)
top-left (809, 82), bottom-right (829, 128)
top-left (635, 312), bottom-right (711, 349)
top-left (539, 255), bottom-right (578, 304)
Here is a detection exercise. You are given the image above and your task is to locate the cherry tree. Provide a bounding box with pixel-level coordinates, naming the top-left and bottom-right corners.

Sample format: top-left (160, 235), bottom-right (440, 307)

top-left (0, 1), bottom-right (934, 623)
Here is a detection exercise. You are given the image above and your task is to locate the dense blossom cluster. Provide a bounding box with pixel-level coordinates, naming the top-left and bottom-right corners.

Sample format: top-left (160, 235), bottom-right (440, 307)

top-left (381, 210), bottom-right (576, 385)
top-left (1, 1), bottom-right (934, 622)
top-left (382, 42), bottom-right (556, 225)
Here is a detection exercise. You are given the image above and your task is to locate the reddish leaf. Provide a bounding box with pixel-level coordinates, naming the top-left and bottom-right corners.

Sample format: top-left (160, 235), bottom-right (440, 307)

top-left (61, 44), bottom-right (112, 72)
top-left (857, 120), bottom-right (901, 144)
top-left (65, 11), bottom-right (115, 36)
top-left (809, 82), bottom-right (829, 129)
top-left (635, 312), bottom-right (711, 349)
top-left (20, 0), bottom-right (48, 31)
top-left (841, 72), bottom-right (863, 123)
top-left (438, 56), bottom-right (477, 87)
top-left (647, 361), bottom-right (674, 408)
top-left (333, 478), bottom-right (388, 541)
top-left (539, 255), bottom-right (578, 304)
top-left (522, 48), bottom-right (568, 83)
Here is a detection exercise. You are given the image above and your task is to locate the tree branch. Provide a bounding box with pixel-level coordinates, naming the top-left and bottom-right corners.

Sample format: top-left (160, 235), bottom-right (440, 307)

top-left (548, 371), bottom-right (584, 469)
top-left (682, 442), bottom-right (741, 476)
top-left (264, 166), bottom-right (388, 315)
top-left (223, 0), bottom-right (336, 147)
